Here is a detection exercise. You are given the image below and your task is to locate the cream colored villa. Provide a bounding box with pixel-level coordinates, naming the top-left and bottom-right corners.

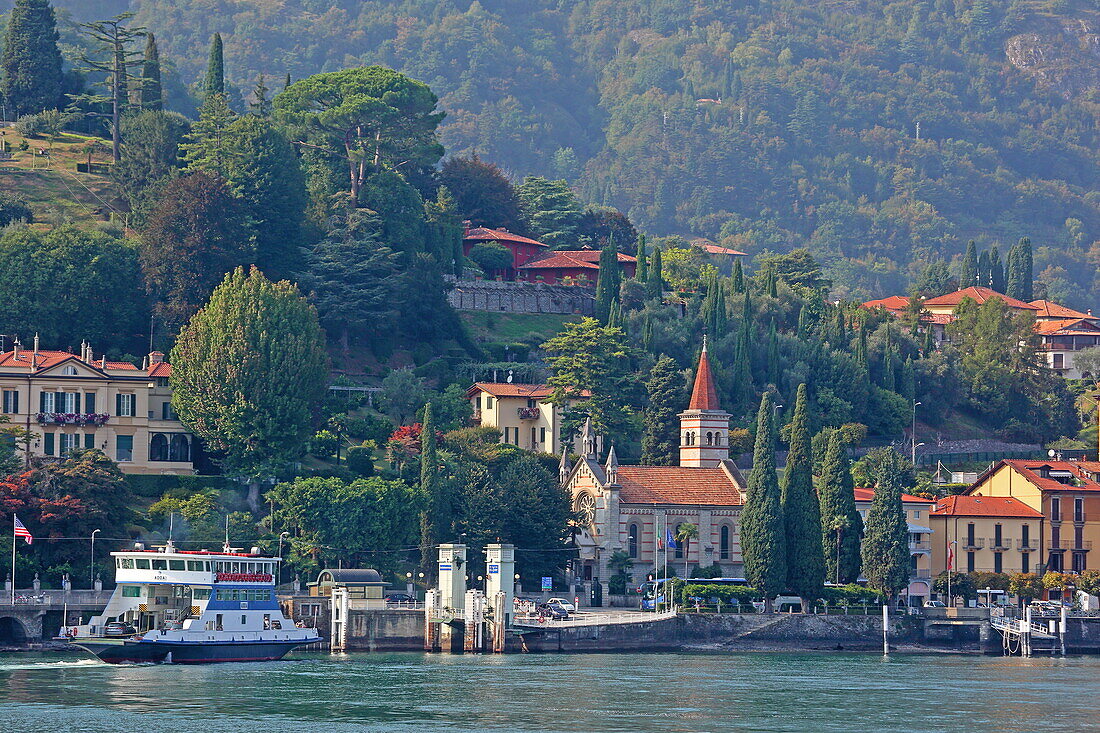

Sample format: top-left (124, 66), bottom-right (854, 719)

top-left (467, 381), bottom-right (593, 455)
top-left (0, 339), bottom-right (196, 475)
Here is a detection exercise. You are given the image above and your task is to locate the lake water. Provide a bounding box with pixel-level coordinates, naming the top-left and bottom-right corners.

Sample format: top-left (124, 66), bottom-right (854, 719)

top-left (0, 650), bottom-right (1096, 732)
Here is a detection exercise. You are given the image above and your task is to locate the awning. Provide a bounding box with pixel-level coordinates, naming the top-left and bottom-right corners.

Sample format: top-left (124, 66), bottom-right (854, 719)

top-left (908, 523), bottom-right (933, 534)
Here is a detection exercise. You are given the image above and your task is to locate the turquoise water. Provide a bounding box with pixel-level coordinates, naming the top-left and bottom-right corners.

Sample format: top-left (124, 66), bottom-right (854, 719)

top-left (0, 650), bottom-right (1096, 732)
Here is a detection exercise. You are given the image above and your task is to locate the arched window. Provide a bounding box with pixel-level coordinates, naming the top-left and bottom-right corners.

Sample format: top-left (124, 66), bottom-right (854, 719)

top-left (674, 523), bottom-right (684, 559)
top-left (706, 432), bottom-right (713, 445)
top-left (715, 432), bottom-right (723, 446)
top-left (720, 525), bottom-right (730, 560)
top-left (690, 432), bottom-right (696, 446)
top-left (149, 433), bottom-right (168, 461)
top-left (169, 434), bottom-right (191, 462)
top-left (628, 524), bottom-right (638, 558)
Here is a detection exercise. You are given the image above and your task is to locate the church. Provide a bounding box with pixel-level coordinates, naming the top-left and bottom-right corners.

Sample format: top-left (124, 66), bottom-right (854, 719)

top-left (562, 342), bottom-right (748, 600)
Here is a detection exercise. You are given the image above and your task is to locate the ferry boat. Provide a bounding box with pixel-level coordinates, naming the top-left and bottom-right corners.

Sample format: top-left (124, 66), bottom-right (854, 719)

top-left (66, 543), bottom-right (321, 664)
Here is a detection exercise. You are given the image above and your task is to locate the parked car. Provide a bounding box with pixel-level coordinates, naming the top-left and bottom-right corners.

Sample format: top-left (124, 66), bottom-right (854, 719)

top-left (161, 620), bottom-right (183, 630)
top-left (546, 597), bottom-right (576, 612)
top-left (103, 622), bottom-right (136, 637)
top-left (536, 602), bottom-right (571, 620)
top-left (923, 600), bottom-right (946, 608)
top-left (385, 593), bottom-right (416, 605)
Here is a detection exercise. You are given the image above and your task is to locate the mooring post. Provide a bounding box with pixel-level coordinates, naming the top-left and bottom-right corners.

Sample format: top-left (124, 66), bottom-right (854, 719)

top-left (882, 603), bottom-right (889, 656)
top-left (1060, 604), bottom-right (1067, 657)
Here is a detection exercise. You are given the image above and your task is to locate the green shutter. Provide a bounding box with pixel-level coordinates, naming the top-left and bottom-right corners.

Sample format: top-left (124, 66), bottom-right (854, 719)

top-left (85, 392), bottom-right (96, 414)
top-left (116, 394), bottom-right (122, 416)
top-left (43, 432), bottom-right (54, 456)
top-left (84, 432), bottom-right (94, 449)
top-left (40, 391), bottom-right (47, 413)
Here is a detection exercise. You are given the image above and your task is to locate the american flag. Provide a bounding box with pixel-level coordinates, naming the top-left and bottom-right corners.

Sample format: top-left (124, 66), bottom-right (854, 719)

top-left (13, 515), bottom-right (32, 545)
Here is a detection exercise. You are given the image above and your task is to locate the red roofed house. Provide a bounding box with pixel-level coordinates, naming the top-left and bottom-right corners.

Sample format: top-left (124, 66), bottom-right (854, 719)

top-left (462, 226), bottom-right (550, 280)
top-left (517, 248), bottom-right (637, 286)
top-left (466, 382), bottom-right (592, 455)
top-left (853, 487), bottom-right (935, 605)
top-left (563, 341), bottom-right (747, 602)
top-left (961, 459), bottom-right (1100, 578)
top-left (0, 338), bottom-right (196, 474)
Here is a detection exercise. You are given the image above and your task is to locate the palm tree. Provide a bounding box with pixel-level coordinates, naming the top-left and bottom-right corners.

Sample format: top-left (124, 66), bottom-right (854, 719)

top-left (608, 550), bottom-right (634, 595)
top-left (675, 523), bottom-right (699, 579)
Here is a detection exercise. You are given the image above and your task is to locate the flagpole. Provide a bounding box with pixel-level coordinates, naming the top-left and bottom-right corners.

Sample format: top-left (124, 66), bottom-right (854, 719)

top-left (11, 516), bottom-right (15, 605)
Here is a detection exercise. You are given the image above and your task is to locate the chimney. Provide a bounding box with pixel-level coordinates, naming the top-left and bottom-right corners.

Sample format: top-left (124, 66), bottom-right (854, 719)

top-left (462, 219), bottom-right (472, 236)
top-left (141, 356), bottom-right (148, 370)
top-left (149, 351), bottom-right (165, 364)
top-left (31, 333), bottom-right (38, 369)
top-left (12, 339), bottom-right (18, 361)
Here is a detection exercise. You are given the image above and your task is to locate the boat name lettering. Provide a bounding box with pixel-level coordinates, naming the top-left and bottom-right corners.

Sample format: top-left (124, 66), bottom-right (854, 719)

top-left (215, 572), bottom-right (273, 582)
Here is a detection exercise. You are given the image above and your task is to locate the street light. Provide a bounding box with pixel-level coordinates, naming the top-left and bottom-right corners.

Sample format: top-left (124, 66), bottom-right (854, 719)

top-left (278, 532), bottom-right (289, 586)
top-left (912, 401), bottom-right (922, 465)
top-left (90, 529), bottom-right (101, 591)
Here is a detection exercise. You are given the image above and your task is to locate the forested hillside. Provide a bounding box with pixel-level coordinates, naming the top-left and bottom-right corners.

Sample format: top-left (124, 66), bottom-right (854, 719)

top-left (5, 0), bottom-right (1100, 305)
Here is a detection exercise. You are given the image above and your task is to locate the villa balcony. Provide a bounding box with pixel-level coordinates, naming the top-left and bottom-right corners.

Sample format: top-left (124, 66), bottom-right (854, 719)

top-left (909, 541), bottom-right (931, 552)
top-left (962, 538), bottom-right (984, 550)
top-left (36, 412), bottom-right (110, 427)
top-left (988, 538), bottom-right (1010, 552)
top-left (1048, 539), bottom-right (1093, 551)
top-left (1017, 538), bottom-right (1038, 551)
top-left (517, 407), bottom-right (541, 420)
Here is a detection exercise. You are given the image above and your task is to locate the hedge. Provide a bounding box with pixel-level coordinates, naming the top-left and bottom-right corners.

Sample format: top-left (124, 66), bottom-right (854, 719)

top-left (125, 474), bottom-right (229, 498)
top-left (679, 582), bottom-right (884, 609)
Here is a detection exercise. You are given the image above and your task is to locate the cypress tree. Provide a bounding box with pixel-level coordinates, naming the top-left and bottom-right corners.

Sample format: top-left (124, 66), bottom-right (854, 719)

top-left (284, 73), bottom-right (292, 91)
top-left (139, 32), bottom-right (163, 111)
top-left (1007, 237), bottom-right (1033, 301)
top-left (636, 234), bottom-right (648, 282)
top-left (922, 326), bottom-right (934, 356)
top-left (646, 248), bottom-right (663, 299)
top-left (834, 306), bottom-right (846, 345)
top-left (0, 0), bottom-right (64, 117)
top-left (767, 321), bottom-right (779, 386)
top-left (734, 294), bottom-right (754, 410)
top-left (731, 259), bottom-right (744, 292)
top-left (989, 245), bottom-right (1005, 293)
top-left (767, 268), bottom-right (779, 298)
top-left (882, 349), bottom-right (895, 392)
top-left (900, 355), bottom-right (916, 402)
top-left (856, 324), bottom-right (868, 371)
top-left (861, 450), bottom-right (911, 600)
top-left (782, 385), bottom-right (825, 608)
top-left (594, 239), bottom-right (621, 322)
top-left (960, 240), bottom-right (978, 287)
top-left (204, 32), bottom-right (225, 99)
top-left (642, 315), bottom-right (654, 351)
top-left (977, 249), bottom-right (991, 288)
top-left (641, 355), bottom-right (682, 466)
top-left (741, 392), bottom-right (787, 611)
top-left (797, 304), bottom-right (811, 339)
top-left (818, 431), bottom-right (863, 584)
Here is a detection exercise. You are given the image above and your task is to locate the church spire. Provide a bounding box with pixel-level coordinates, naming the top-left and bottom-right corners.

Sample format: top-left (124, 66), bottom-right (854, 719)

top-left (605, 444), bottom-right (619, 485)
top-left (581, 417), bottom-right (596, 460)
top-left (688, 337), bottom-right (721, 411)
top-left (559, 445), bottom-right (570, 485)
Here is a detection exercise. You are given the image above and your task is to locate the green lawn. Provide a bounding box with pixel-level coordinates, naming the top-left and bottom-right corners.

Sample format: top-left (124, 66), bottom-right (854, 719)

top-left (460, 311), bottom-right (579, 345)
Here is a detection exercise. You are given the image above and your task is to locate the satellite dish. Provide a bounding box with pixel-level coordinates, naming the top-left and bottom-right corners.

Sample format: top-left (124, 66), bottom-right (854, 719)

top-left (507, 369), bottom-right (514, 384)
top-left (1048, 449), bottom-right (1057, 458)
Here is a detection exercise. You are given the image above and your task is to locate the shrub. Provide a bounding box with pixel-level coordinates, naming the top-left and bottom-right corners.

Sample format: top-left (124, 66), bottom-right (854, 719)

top-left (15, 108), bottom-right (71, 137)
top-left (345, 413), bottom-right (394, 444)
top-left (309, 429), bottom-right (339, 457)
top-left (0, 192), bottom-right (32, 227)
top-left (346, 445), bottom-right (375, 476)
top-left (679, 582), bottom-right (760, 610)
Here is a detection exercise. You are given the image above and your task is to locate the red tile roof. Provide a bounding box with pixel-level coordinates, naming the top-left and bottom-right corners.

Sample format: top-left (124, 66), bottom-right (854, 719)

top-left (984, 460), bottom-right (1100, 493)
top-left (467, 382), bottom-right (592, 399)
top-left (615, 465), bottom-right (743, 506)
top-left (1029, 300), bottom-right (1095, 321)
top-left (852, 487), bottom-right (934, 504)
top-left (929, 495), bottom-right (1043, 518)
top-left (148, 362), bottom-right (172, 378)
top-left (0, 349), bottom-right (81, 371)
top-left (697, 243), bottom-right (747, 257)
top-left (1033, 318), bottom-right (1100, 335)
top-left (463, 227), bottom-right (548, 248)
top-left (688, 342), bottom-right (721, 411)
top-left (519, 250), bottom-right (637, 271)
top-left (861, 295), bottom-right (911, 312)
top-left (922, 287), bottom-right (1039, 311)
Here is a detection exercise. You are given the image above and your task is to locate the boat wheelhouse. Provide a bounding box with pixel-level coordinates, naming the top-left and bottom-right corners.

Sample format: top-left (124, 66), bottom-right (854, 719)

top-left (67, 543), bottom-right (320, 664)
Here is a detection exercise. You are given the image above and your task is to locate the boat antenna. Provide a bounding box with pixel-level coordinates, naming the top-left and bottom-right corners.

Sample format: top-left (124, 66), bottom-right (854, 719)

top-left (168, 512), bottom-right (174, 542)
top-left (223, 514), bottom-right (230, 553)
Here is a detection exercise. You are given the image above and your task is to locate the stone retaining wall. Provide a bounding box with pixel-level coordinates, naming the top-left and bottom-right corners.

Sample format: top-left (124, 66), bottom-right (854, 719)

top-left (448, 280), bottom-right (594, 315)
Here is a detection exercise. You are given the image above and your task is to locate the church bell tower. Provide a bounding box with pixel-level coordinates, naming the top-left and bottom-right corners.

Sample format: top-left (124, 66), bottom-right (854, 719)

top-left (678, 338), bottom-right (731, 468)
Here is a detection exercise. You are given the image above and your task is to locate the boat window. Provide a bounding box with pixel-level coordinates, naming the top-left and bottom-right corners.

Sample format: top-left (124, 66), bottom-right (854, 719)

top-left (192, 588), bottom-right (211, 600)
top-left (187, 561), bottom-right (204, 572)
top-left (119, 558), bottom-right (134, 569)
top-left (135, 559), bottom-right (150, 569)
top-left (169, 560), bottom-right (185, 571)
top-left (230, 562), bottom-right (239, 573)
top-left (122, 586), bottom-right (142, 597)
top-left (152, 559), bottom-right (167, 570)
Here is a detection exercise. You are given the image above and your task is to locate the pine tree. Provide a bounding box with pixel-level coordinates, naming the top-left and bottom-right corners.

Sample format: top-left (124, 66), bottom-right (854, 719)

top-left (977, 249), bottom-right (991, 288)
top-left (766, 322), bottom-right (779, 386)
top-left (594, 239), bottom-right (621, 323)
top-left (1007, 237), bottom-right (1033, 301)
top-left (818, 431), bottom-right (863, 584)
top-left (635, 234), bottom-right (648, 282)
top-left (860, 450), bottom-right (911, 600)
top-left (419, 402), bottom-right (450, 572)
top-left (960, 240), bottom-right (978, 287)
top-left (250, 74), bottom-right (272, 117)
top-left (72, 14), bottom-right (147, 162)
top-left (782, 385), bottom-right (825, 607)
top-left (641, 355), bottom-right (682, 466)
top-left (139, 32), bottom-right (163, 111)
top-left (741, 393), bottom-right (787, 610)
top-left (646, 248), bottom-right (663, 299)
top-left (0, 0), bottom-right (64, 117)
top-left (989, 245), bottom-right (1005, 293)
top-left (181, 92), bottom-right (236, 176)
top-left (204, 32), bottom-right (225, 99)
top-left (731, 259), bottom-right (744, 292)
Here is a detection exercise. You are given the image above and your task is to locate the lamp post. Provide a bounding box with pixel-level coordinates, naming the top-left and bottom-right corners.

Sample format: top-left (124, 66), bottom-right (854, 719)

top-left (278, 531), bottom-right (289, 587)
top-left (912, 401), bottom-right (921, 465)
top-left (947, 540), bottom-right (957, 606)
top-left (89, 529), bottom-right (101, 591)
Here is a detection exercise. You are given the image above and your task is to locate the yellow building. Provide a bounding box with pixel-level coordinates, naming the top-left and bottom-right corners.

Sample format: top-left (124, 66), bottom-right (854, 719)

top-left (854, 488), bottom-right (934, 604)
top-left (928, 495), bottom-right (1044, 581)
top-left (0, 341), bottom-right (196, 475)
top-left (963, 459), bottom-right (1100, 573)
top-left (466, 382), bottom-right (587, 455)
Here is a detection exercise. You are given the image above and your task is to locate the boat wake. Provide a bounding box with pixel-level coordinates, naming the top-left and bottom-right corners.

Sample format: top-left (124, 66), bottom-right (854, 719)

top-left (0, 658), bottom-right (105, 671)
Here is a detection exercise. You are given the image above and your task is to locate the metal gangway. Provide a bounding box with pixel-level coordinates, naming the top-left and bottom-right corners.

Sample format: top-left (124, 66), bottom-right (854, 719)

top-left (990, 608), bottom-right (1062, 656)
